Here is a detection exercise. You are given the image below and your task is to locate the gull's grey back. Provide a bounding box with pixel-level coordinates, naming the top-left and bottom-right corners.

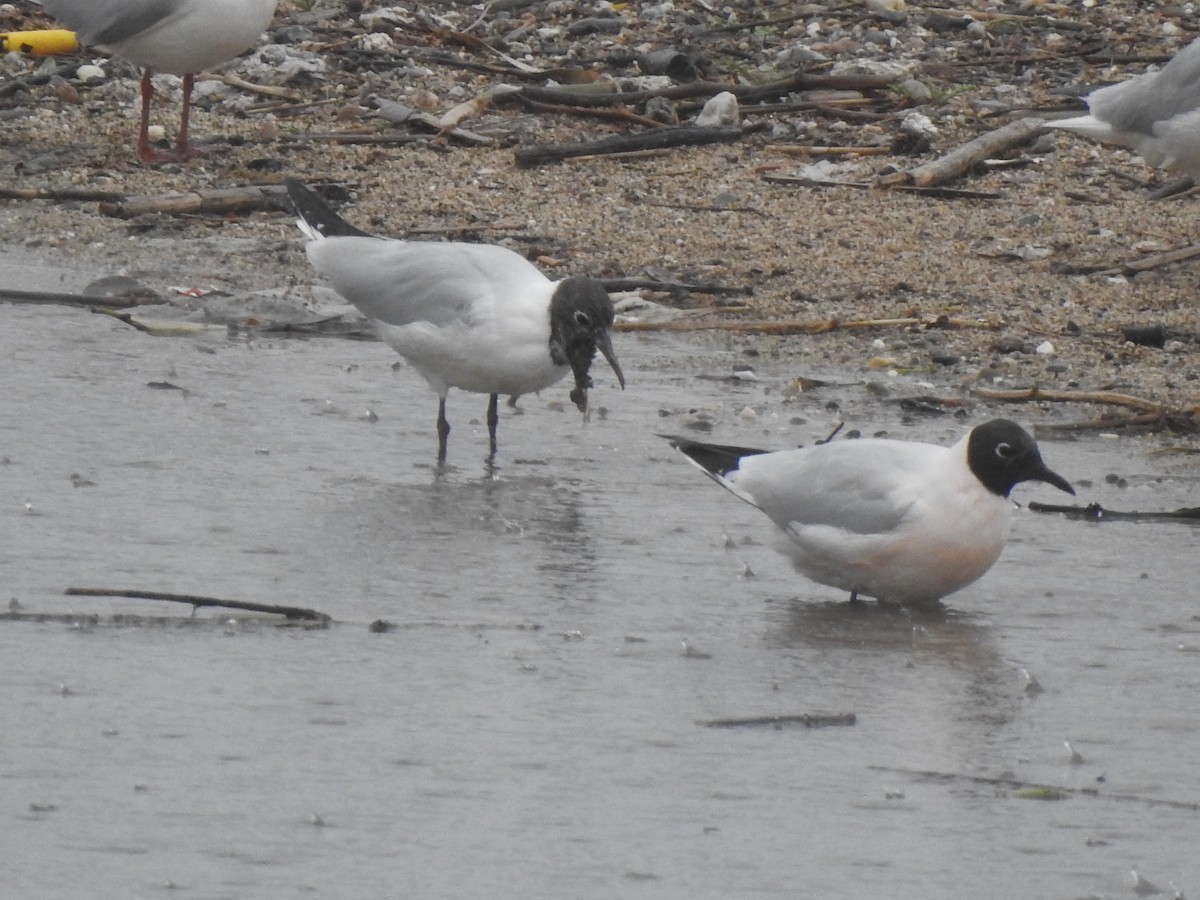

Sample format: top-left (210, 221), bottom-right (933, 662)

top-left (1087, 39), bottom-right (1200, 134)
top-left (39, 0), bottom-right (177, 45)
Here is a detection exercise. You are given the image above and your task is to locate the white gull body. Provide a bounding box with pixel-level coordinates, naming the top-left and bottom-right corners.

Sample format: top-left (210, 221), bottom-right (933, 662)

top-left (1049, 38), bottom-right (1200, 178)
top-left (39, 0), bottom-right (277, 161)
top-left (667, 420), bottom-right (1073, 606)
top-left (287, 180), bottom-right (624, 465)
top-left (310, 239), bottom-right (578, 397)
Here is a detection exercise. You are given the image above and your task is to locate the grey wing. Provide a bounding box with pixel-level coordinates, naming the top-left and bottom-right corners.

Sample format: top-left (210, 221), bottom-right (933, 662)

top-left (39, 0), bottom-right (179, 44)
top-left (732, 442), bottom-right (937, 536)
top-left (304, 236), bottom-right (550, 328)
top-left (1089, 39), bottom-right (1200, 133)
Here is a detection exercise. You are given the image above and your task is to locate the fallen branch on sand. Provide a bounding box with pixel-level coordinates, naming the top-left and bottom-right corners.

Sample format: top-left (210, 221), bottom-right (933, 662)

top-left (64, 587), bottom-right (330, 623)
top-left (616, 313), bottom-right (993, 335)
top-left (971, 387), bottom-right (1200, 433)
top-left (0, 287), bottom-right (144, 308)
top-left (514, 124), bottom-right (751, 167)
top-left (0, 186), bottom-right (127, 203)
top-left (878, 117), bottom-right (1046, 188)
top-left (1054, 243), bottom-right (1200, 277)
top-left (970, 385), bottom-right (1165, 413)
top-left (1099, 242), bottom-right (1200, 277)
top-left (97, 185), bottom-right (290, 219)
top-left (1033, 412), bottom-right (1200, 436)
top-left (1029, 501), bottom-right (1200, 522)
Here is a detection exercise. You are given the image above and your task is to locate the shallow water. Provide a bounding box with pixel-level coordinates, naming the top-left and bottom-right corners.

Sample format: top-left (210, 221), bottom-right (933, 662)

top-left (3, 298), bottom-right (1199, 899)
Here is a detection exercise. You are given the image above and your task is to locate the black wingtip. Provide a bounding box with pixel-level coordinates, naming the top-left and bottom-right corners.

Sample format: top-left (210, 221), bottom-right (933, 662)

top-left (285, 178), bottom-right (373, 238)
top-left (659, 433), bottom-right (770, 476)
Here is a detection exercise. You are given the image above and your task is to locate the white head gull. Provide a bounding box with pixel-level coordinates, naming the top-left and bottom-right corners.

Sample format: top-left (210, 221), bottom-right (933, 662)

top-left (665, 420), bottom-right (1073, 607)
top-left (39, 0), bottom-right (277, 162)
top-left (1049, 39), bottom-right (1200, 180)
top-left (286, 179), bottom-right (625, 467)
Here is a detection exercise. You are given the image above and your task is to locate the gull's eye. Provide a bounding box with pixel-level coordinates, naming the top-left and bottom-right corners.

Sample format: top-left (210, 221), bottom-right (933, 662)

top-left (573, 310), bottom-right (591, 328)
top-left (994, 441), bottom-right (1015, 460)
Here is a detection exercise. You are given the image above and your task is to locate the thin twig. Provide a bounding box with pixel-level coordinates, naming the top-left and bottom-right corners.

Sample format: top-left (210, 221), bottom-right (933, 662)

top-left (1029, 501), bottom-right (1200, 521)
top-left (65, 587), bottom-right (330, 622)
top-left (971, 384), bottom-right (1164, 413)
top-left (870, 764), bottom-right (1200, 811)
top-left (616, 314), bottom-right (994, 335)
top-left (699, 713), bottom-right (857, 728)
top-left (0, 287), bottom-right (143, 308)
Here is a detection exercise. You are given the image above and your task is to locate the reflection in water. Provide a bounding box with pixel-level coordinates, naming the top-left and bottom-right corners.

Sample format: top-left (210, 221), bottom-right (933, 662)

top-left (770, 597), bottom-right (1022, 737)
top-left (771, 599), bottom-right (991, 665)
top-left (312, 469), bottom-right (600, 614)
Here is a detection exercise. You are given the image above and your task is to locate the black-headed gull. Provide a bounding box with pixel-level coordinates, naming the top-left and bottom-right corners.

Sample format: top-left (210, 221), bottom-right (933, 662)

top-left (665, 419), bottom-right (1074, 606)
top-left (286, 179), bottom-right (625, 466)
top-left (39, 0), bottom-right (276, 162)
top-left (1049, 39), bottom-right (1200, 180)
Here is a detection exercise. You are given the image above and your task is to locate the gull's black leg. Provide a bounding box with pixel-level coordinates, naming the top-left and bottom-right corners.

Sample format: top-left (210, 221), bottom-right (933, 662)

top-left (486, 393), bottom-right (499, 461)
top-left (437, 398), bottom-right (450, 465)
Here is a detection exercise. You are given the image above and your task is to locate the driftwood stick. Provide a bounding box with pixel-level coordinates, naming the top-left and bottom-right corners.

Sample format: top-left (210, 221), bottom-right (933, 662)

top-left (514, 96), bottom-right (668, 128)
top-left (97, 185), bottom-right (290, 219)
top-left (508, 70), bottom-right (899, 111)
top-left (90, 308), bottom-right (155, 333)
top-left (767, 144), bottom-right (894, 156)
top-left (514, 125), bottom-right (749, 167)
top-left (762, 174), bottom-right (872, 190)
top-left (971, 385), bottom-right (1165, 413)
top-left (0, 287), bottom-right (143, 308)
top-left (601, 276), bottom-right (747, 295)
top-left (869, 764), bottom-right (1200, 811)
top-left (282, 132), bottom-right (429, 146)
top-left (1033, 412), bottom-right (1200, 437)
top-left (763, 174), bottom-right (1004, 200)
top-left (1029, 501), bottom-right (1200, 521)
top-left (615, 314), bottom-right (993, 335)
top-left (0, 186), bottom-right (127, 203)
top-left (699, 712), bottom-right (857, 728)
top-left (1097, 242), bottom-right (1200, 276)
top-left (64, 587), bottom-right (330, 622)
top-left (205, 72), bottom-right (302, 101)
top-left (879, 117), bottom-right (1046, 188)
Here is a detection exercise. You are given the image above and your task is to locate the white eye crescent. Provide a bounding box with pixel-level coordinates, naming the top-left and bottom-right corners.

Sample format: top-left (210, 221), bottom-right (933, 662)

top-left (574, 311), bottom-right (591, 327)
top-left (995, 441), bottom-right (1014, 460)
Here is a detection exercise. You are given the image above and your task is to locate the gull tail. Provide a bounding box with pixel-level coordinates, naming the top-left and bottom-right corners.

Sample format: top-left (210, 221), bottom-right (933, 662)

top-left (1044, 113), bottom-right (1119, 143)
top-left (285, 179), bottom-right (373, 241)
top-left (660, 434), bottom-right (770, 508)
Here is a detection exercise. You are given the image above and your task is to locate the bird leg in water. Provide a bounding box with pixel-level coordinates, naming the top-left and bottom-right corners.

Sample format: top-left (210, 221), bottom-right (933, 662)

top-left (486, 393), bottom-right (499, 461)
top-left (437, 398), bottom-right (451, 465)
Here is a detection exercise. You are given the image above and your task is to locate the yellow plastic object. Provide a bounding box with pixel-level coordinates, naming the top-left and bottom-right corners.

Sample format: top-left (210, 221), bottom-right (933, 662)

top-left (0, 29), bottom-right (80, 55)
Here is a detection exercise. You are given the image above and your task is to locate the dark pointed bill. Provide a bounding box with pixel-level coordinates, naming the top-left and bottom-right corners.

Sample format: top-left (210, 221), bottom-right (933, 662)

top-left (1029, 457), bottom-right (1075, 495)
top-left (595, 330), bottom-right (626, 390)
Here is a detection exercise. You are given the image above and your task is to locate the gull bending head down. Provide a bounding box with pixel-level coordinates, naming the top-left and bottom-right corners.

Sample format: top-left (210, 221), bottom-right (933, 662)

top-left (1048, 38), bottom-right (1200, 180)
top-left (286, 180), bottom-right (625, 468)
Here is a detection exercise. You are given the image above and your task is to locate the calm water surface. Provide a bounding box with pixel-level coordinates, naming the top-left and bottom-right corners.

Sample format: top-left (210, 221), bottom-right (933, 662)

top-left (2, 299), bottom-right (1198, 899)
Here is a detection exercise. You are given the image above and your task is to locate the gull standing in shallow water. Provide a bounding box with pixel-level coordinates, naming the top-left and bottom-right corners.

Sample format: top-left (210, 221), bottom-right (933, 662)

top-left (38, 0), bottom-right (277, 162)
top-left (1048, 38), bottom-right (1200, 182)
top-left (286, 179), bottom-right (625, 467)
top-left (665, 419), bottom-right (1074, 606)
